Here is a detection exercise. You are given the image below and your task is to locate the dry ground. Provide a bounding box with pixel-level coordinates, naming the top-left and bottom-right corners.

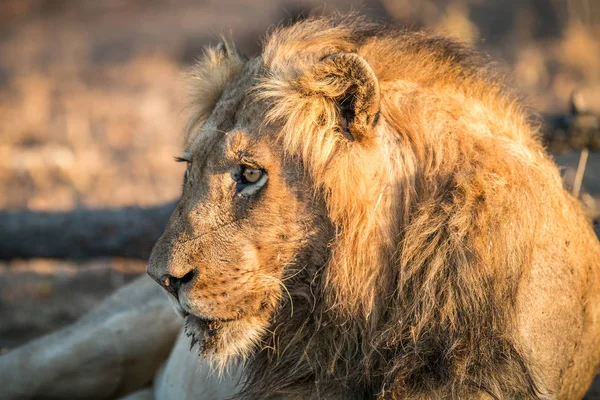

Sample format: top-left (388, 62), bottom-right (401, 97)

top-left (0, 0), bottom-right (599, 397)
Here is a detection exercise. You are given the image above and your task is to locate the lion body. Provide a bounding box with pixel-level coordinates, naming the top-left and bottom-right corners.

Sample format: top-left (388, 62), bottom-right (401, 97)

top-left (148, 17), bottom-right (600, 399)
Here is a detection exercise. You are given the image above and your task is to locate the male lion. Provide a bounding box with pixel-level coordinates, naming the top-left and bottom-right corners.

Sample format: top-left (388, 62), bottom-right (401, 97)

top-left (147, 16), bottom-right (600, 399)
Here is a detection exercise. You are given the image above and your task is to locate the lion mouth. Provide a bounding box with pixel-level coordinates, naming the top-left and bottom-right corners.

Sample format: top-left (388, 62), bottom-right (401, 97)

top-left (183, 311), bottom-right (239, 325)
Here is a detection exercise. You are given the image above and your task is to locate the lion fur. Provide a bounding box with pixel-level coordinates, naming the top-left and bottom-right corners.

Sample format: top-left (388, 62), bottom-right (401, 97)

top-left (167, 16), bottom-right (600, 399)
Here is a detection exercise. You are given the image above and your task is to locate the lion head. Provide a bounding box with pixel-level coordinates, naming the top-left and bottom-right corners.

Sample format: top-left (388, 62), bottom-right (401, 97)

top-left (146, 19), bottom-right (394, 366)
top-left (147, 16), bottom-right (600, 399)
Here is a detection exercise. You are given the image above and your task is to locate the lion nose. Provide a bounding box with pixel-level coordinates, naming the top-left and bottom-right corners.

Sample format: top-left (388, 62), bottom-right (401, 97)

top-left (155, 270), bottom-right (195, 297)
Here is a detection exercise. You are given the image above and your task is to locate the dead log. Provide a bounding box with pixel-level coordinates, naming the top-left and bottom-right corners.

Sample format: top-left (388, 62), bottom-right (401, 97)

top-left (0, 202), bottom-right (175, 261)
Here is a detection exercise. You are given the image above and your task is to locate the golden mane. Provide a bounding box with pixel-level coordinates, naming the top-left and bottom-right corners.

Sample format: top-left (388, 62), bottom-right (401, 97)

top-left (243, 16), bottom-right (560, 398)
top-left (171, 15), bottom-right (600, 399)
top-left (256, 16), bottom-right (545, 319)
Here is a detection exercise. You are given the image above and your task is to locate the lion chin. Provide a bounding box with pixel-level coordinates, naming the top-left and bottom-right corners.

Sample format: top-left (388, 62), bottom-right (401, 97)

top-left (184, 313), bottom-right (266, 370)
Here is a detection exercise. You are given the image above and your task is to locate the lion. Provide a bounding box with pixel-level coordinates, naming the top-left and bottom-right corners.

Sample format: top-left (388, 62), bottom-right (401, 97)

top-left (147, 16), bottom-right (600, 399)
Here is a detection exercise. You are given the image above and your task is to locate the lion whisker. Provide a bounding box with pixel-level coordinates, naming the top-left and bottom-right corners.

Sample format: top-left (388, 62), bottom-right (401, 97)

top-left (281, 264), bottom-right (308, 281)
top-left (255, 274), bottom-right (294, 318)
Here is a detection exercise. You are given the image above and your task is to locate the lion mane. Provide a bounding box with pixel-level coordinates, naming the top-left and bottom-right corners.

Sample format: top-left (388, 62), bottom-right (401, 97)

top-left (179, 16), bottom-right (600, 399)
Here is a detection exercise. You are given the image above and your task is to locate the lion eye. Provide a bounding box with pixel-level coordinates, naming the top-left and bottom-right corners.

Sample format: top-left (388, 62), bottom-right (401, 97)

top-left (175, 155), bottom-right (192, 185)
top-left (242, 167), bottom-right (261, 183)
top-left (233, 165), bottom-right (268, 196)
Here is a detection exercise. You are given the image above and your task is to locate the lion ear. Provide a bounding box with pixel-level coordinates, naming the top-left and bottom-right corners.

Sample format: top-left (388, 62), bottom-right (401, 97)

top-left (185, 38), bottom-right (246, 144)
top-left (215, 38), bottom-right (248, 61)
top-left (313, 53), bottom-right (380, 142)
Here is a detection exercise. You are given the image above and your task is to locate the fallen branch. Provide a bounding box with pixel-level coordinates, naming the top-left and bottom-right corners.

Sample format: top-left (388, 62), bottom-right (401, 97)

top-left (0, 202), bottom-right (175, 261)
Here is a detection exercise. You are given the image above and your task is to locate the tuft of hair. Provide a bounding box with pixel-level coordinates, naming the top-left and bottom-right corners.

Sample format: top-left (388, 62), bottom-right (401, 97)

top-left (184, 38), bottom-right (245, 144)
top-left (186, 315), bottom-right (269, 376)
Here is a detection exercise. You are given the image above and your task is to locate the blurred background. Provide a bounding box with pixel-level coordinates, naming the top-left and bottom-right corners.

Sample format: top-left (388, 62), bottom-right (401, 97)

top-left (0, 0), bottom-right (599, 395)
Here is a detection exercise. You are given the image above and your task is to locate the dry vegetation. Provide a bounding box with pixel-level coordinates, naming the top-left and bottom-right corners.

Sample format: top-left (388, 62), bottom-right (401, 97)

top-left (0, 0), bottom-right (598, 395)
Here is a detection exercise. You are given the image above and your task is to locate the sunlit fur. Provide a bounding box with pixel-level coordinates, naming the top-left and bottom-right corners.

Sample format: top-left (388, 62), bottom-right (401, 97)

top-left (150, 15), bottom-right (600, 399)
top-left (184, 40), bottom-right (246, 144)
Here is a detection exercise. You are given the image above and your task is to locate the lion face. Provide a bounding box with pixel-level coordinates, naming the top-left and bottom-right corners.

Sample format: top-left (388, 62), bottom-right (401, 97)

top-left (148, 39), bottom-right (382, 363)
top-left (148, 134), bottom-right (313, 359)
top-left (147, 69), bottom-right (329, 361)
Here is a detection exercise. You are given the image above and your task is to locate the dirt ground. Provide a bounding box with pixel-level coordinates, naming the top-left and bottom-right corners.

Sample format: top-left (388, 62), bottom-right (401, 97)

top-left (0, 0), bottom-right (599, 397)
